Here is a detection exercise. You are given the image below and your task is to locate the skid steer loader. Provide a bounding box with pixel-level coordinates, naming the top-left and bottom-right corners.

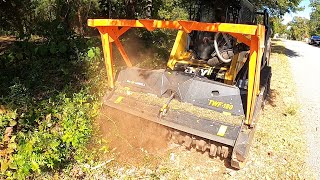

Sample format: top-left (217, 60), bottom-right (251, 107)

top-left (88, 0), bottom-right (272, 169)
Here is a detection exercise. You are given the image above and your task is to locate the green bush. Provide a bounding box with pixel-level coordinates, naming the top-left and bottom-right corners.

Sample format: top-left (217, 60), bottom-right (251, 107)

top-left (0, 29), bottom-right (105, 179)
top-left (1, 90), bottom-right (100, 179)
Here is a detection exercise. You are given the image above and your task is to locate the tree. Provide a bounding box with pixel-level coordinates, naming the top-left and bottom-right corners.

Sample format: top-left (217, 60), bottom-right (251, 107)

top-left (0, 0), bottom-right (306, 37)
top-left (270, 17), bottom-right (287, 36)
top-left (288, 16), bottom-right (310, 40)
top-left (0, 0), bottom-right (35, 35)
top-left (309, 0), bottom-right (320, 35)
top-left (251, 0), bottom-right (303, 16)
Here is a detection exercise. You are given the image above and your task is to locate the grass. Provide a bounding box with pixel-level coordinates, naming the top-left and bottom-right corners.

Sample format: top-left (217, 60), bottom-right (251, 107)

top-left (228, 40), bottom-right (314, 179)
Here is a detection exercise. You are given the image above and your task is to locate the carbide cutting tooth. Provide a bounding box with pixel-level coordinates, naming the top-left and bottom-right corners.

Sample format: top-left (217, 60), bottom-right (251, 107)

top-left (209, 144), bottom-right (217, 156)
top-left (172, 131), bottom-right (180, 143)
top-left (217, 146), bottom-right (221, 156)
top-left (167, 128), bottom-right (230, 159)
top-left (221, 146), bottom-right (229, 158)
top-left (183, 135), bottom-right (192, 149)
top-left (196, 139), bottom-right (207, 152)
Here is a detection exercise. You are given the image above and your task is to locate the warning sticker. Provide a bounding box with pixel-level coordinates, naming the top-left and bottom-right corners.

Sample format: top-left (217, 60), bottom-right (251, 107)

top-left (114, 96), bottom-right (124, 104)
top-left (217, 125), bottom-right (228, 137)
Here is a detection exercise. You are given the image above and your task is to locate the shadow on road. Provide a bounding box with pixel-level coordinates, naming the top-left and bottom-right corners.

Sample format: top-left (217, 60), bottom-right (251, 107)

top-left (271, 42), bottom-right (300, 58)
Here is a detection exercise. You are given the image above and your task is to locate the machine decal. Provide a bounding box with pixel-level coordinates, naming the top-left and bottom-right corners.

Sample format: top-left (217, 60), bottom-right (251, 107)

top-left (217, 125), bottom-right (228, 137)
top-left (209, 99), bottom-right (234, 110)
top-left (184, 67), bottom-right (214, 77)
top-left (114, 96), bottom-right (124, 104)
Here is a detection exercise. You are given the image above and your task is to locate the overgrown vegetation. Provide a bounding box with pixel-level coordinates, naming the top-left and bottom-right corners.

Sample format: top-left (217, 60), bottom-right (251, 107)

top-left (275, 0), bottom-right (320, 40)
top-left (288, 16), bottom-right (310, 40)
top-left (0, 29), bottom-right (107, 178)
top-left (310, 0), bottom-right (320, 36)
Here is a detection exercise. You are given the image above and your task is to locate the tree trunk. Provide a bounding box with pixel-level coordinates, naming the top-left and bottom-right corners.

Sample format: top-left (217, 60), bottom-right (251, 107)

top-left (146, 0), bottom-right (152, 18)
top-left (126, 0), bottom-right (136, 19)
top-left (77, 6), bottom-right (84, 35)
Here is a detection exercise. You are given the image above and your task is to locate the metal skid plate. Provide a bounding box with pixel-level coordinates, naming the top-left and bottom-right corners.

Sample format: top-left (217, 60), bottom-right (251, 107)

top-left (117, 67), bottom-right (245, 116)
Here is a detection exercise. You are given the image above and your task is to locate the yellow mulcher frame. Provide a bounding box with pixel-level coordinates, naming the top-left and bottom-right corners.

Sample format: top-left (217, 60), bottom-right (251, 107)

top-left (88, 18), bottom-right (265, 131)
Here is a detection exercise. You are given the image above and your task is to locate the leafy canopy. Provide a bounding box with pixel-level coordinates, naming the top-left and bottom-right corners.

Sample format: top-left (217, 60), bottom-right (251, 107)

top-left (309, 0), bottom-right (320, 35)
top-left (288, 16), bottom-right (310, 40)
top-left (250, 0), bottom-right (303, 15)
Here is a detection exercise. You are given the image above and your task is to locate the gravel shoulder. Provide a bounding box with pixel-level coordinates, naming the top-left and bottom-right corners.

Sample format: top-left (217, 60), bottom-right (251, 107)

top-left (284, 40), bottom-right (320, 180)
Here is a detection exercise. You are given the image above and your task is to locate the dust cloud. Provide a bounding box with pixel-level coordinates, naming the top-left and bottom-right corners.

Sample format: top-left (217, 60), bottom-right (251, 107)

top-left (96, 106), bottom-right (170, 166)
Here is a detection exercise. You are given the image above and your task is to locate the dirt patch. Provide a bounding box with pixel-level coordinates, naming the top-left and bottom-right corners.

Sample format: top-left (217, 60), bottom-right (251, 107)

top-left (90, 105), bottom-right (229, 179)
top-left (95, 106), bottom-right (170, 167)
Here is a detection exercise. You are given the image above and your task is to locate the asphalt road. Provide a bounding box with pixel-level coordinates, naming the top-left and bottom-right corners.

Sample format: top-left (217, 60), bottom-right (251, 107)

top-left (284, 40), bottom-right (320, 179)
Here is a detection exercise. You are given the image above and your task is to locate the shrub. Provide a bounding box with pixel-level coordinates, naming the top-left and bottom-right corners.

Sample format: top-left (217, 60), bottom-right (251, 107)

top-left (0, 30), bottom-right (104, 179)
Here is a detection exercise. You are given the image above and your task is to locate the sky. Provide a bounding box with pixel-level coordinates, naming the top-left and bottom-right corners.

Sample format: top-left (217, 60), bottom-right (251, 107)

top-left (282, 0), bottom-right (312, 24)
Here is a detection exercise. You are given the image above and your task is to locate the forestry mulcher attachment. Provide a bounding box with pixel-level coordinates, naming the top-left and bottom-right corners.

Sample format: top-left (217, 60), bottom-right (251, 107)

top-left (88, 0), bottom-right (271, 169)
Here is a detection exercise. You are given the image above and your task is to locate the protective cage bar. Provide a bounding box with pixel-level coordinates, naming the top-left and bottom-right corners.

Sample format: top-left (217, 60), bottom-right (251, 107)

top-left (87, 19), bottom-right (265, 125)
